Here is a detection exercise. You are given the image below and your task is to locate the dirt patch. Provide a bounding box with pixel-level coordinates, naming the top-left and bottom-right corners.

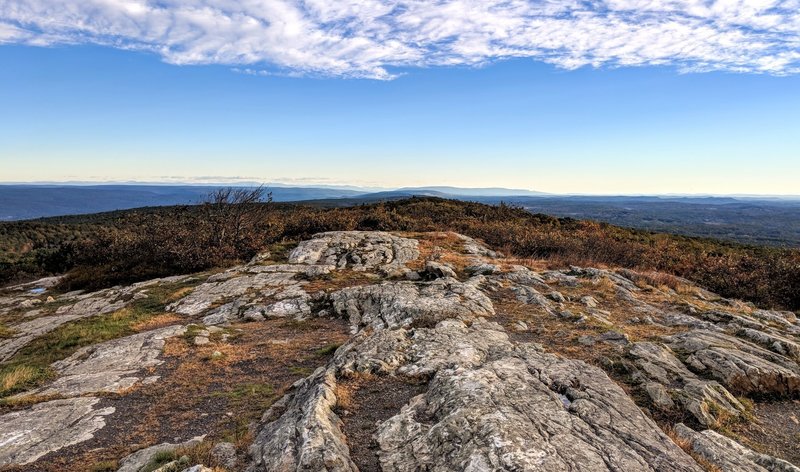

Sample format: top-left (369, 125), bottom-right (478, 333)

top-left (732, 399), bottom-right (800, 466)
top-left (5, 317), bottom-right (350, 472)
top-left (336, 376), bottom-right (427, 472)
top-left (403, 231), bottom-right (474, 274)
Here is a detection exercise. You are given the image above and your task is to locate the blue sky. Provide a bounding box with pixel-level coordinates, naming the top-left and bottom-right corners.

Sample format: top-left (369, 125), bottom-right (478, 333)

top-left (1, 0), bottom-right (799, 194)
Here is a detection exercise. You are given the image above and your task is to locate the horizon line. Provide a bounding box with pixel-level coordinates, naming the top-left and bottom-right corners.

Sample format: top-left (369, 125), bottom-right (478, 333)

top-left (1, 181), bottom-right (799, 199)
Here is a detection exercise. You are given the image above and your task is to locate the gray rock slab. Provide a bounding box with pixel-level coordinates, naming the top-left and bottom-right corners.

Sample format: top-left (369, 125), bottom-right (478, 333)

top-left (288, 231), bottom-right (419, 272)
top-left (0, 397), bottom-right (115, 467)
top-left (674, 423), bottom-right (800, 472)
top-left (32, 325), bottom-right (186, 397)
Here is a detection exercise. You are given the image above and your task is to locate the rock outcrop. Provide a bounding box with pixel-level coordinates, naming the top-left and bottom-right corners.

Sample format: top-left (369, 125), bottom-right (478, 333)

top-left (627, 341), bottom-right (746, 426)
top-left (33, 325), bottom-right (186, 397)
top-left (668, 330), bottom-right (800, 396)
top-left (327, 276), bottom-right (494, 331)
top-left (1, 230), bottom-right (798, 471)
top-left (288, 231), bottom-right (419, 273)
top-left (674, 423), bottom-right (800, 472)
top-left (0, 398), bottom-right (114, 467)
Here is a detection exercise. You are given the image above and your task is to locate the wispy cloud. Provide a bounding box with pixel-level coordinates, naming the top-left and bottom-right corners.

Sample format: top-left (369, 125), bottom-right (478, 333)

top-left (2, 0), bottom-right (799, 78)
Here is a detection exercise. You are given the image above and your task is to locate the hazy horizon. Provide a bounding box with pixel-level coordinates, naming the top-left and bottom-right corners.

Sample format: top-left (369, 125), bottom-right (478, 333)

top-left (1, 180), bottom-right (799, 199)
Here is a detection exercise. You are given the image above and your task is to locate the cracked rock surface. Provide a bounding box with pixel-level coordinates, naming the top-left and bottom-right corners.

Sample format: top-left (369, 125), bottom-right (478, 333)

top-left (289, 231), bottom-right (419, 272)
top-left (0, 397), bottom-right (115, 467)
top-left (2, 230), bottom-right (799, 471)
top-left (33, 325), bottom-right (186, 397)
top-left (674, 423), bottom-right (800, 472)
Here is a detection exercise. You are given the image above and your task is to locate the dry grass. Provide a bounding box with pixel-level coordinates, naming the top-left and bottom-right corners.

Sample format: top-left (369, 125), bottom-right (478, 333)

top-left (172, 442), bottom-right (228, 471)
top-left (591, 276), bottom-right (618, 293)
top-left (665, 426), bottom-right (722, 472)
top-left (0, 322), bottom-right (14, 338)
top-left (168, 286), bottom-right (195, 300)
top-left (0, 365), bottom-right (38, 394)
top-left (625, 270), bottom-right (696, 295)
top-left (499, 257), bottom-right (551, 273)
top-left (335, 379), bottom-right (357, 412)
top-left (0, 392), bottom-right (60, 409)
top-left (404, 231), bottom-right (476, 273)
top-left (132, 313), bottom-right (183, 332)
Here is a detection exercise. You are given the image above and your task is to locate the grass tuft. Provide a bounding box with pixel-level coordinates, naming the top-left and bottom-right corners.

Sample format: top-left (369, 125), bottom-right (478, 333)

top-left (0, 365), bottom-right (42, 396)
top-left (0, 278), bottom-right (201, 399)
top-left (0, 323), bottom-right (15, 339)
top-left (315, 343), bottom-right (341, 357)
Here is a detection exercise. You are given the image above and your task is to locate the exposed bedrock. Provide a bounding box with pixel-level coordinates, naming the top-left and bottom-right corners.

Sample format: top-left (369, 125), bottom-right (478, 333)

top-left (247, 315), bottom-right (702, 471)
top-left (674, 423), bottom-right (800, 472)
top-left (668, 330), bottom-right (800, 397)
top-left (0, 397), bottom-right (115, 467)
top-left (288, 231), bottom-right (420, 272)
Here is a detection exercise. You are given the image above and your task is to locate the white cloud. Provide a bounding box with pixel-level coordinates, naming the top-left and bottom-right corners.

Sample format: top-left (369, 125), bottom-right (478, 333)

top-left (1, 0), bottom-right (799, 78)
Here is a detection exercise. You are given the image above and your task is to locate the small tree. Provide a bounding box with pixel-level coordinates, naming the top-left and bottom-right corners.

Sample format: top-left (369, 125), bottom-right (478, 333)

top-left (202, 185), bottom-right (273, 257)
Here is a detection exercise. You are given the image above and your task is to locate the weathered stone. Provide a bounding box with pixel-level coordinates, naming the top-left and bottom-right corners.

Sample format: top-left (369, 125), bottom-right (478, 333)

top-left (181, 466), bottom-right (213, 472)
top-left (168, 271), bottom-right (304, 317)
top-left (500, 266), bottom-right (550, 290)
top-left (628, 342), bottom-right (745, 427)
top-left (513, 320), bottom-right (529, 331)
top-left (571, 267), bottom-right (641, 292)
top-left (738, 328), bottom-right (800, 361)
top-left (0, 398), bottom-right (115, 467)
top-left (456, 234), bottom-right (501, 258)
top-left (377, 348), bottom-right (702, 472)
top-left (668, 330), bottom-right (800, 396)
top-left (288, 231), bottom-right (419, 272)
top-left (328, 277), bottom-right (494, 331)
top-left (581, 295), bottom-right (599, 308)
top-left (246, 368), bottom-right (356, 472)
top-left (674, 423), bottom-right (800, 472)
top-left (29, 325), bottom-right (185, 397)
top-left (262, 298), bottom-right (311, 318)
top-left (210, 441), bottom-right (237, 469)
top-left (544, 271), bottom-right (581, 287)
top-left (250, 309), bottom-right (700, 472)
top-left (598, 330), bottom-right (630, 345)
top-left (511, 285), bottom-right (553, 309)
top-left (465, 263), bottom-right (498, 275)
top-left (398, 318), bottom-right (513, 377)
top-left (645, 382), bottom-right (675, 410)
top-left (422, 261), bottom-right (458, 279)
top-left (116, 436), bottom-right (205, 472)
top-left (248, 250), bottom-right (271, 264)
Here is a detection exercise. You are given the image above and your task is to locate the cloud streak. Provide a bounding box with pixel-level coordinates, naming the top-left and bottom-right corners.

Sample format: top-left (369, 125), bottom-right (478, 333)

top-left (1, 0), bottom-right (799, 78)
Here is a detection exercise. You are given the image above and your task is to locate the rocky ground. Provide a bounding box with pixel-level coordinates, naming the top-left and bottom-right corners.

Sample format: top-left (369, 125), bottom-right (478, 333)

top-left (0, 230), bottom-right (798, 471)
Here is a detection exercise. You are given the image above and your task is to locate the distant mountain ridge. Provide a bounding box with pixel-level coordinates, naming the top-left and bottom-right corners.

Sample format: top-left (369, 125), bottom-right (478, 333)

top-left (0, 184), bottom-right (364, 221)
top-left (0, 184), bottom-right (547, 221)
top-left (2, 184), bottom-right (799, 247)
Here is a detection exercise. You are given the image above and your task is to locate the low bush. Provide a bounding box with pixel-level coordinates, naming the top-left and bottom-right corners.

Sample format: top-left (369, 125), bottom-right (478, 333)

top-left (1, 197), bottom-right (798, 311)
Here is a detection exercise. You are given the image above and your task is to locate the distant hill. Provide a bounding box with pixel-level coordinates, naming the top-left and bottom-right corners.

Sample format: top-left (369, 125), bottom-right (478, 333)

top-left (0, 185), bottom-right (363, 221)
top-left (464, 195), bottom-right (800, 247)
top-left (2, 184), bottom-right (799, 247)
top-left (397, 186), bottom-right (548, 197)
top-left (0, 184), bottom-right (548, 221)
